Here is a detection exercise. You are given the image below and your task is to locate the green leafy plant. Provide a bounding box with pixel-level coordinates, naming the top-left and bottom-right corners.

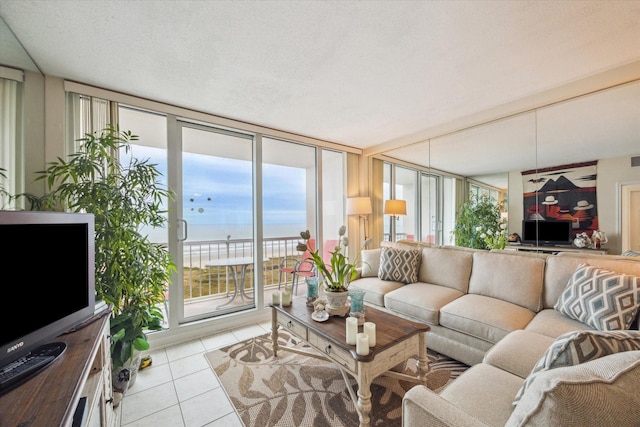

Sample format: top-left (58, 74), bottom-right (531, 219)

top-left (297, 226), bottom-right (370, 292)
top-left (22, 125), bottom-right (175, 368)
top-left (0, 168), bottom-right (11, 209)
top-left (452, 194), bottom-right (507, 250)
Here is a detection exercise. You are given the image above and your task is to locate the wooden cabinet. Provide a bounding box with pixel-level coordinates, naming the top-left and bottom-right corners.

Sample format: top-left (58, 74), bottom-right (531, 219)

top-left (0, 312), bottom-right (115, 427)
top-left (504, 245), bottom-right (608, 255)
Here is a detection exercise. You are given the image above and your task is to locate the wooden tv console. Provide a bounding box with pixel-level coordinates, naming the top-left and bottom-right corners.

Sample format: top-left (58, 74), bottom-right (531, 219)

top-left (504, 244), bottom-right (608, 255)
top-left (0, 311), bottom-right (115, 427)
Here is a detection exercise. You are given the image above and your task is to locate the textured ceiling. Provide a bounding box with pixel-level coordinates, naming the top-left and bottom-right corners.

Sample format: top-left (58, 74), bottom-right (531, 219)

top-left (1, 0), bottom-right (639, 185)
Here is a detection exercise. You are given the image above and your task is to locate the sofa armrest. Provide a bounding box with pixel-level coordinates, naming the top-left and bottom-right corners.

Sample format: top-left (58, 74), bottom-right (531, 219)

top-left (402, 385), bottom-right (491, 427)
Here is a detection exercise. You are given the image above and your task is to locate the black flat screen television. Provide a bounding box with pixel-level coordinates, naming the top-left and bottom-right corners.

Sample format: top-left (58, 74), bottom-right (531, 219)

top-left (521, 219), bottom-right (573, 246)
top-left (0, 211), bottom-right (95, 373)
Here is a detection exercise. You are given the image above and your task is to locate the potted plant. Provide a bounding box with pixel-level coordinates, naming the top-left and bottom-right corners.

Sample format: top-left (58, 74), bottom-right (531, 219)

top-left (21, 125), bottom-right (175, 403)
top-left (297, 226), bottom-right (369, 310)
top-left (452, 194), bottom-right (507, 250)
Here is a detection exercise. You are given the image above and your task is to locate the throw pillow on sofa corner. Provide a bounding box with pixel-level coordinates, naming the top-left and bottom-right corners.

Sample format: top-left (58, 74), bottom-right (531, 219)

top-left (377, 246), bottom-right (421, 284)
top-left (554, 262), bottom-right (640, 331)
top-left (512, 329), bottom-right (640, 406)
top-left (359, 248), bottom-right (381, 278)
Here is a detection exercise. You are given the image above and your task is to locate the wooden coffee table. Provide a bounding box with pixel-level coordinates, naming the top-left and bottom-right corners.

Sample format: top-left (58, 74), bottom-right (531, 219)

top-left (272, 297), bottom-right (430, 427)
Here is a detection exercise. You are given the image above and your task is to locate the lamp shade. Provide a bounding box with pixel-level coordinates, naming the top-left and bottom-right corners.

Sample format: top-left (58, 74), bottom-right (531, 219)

top-left (347, 197), bottom-right (372, 215)
top-left (384, 199), bottom-right (406, 216)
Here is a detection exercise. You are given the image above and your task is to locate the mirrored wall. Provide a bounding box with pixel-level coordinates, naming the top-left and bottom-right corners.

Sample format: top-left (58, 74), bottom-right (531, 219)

top-left (380, 78), bottom-right (640, 254)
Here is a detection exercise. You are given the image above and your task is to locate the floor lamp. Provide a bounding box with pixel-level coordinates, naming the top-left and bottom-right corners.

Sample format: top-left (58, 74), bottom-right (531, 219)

top-left (384, 199), bottom-right (406, 241)
top-left (347, 197), bottom-right (372, 242)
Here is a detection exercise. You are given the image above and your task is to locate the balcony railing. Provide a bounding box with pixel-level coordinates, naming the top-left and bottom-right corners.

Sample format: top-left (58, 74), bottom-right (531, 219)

top-left (181, 235), bottom-right (303, 302)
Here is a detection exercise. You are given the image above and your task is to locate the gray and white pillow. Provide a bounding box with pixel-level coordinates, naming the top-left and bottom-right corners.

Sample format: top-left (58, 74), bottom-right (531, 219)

top-left (554, 263), bottom-right (640, 331)
top-left (513, 329), bottom-right (640, 405)
top-left (377, 246), bottom-right (421, 284)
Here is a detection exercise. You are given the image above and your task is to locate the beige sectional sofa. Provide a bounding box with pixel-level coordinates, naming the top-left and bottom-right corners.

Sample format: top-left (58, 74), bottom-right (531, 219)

top-left (349, 241), bottom-right (640, 426)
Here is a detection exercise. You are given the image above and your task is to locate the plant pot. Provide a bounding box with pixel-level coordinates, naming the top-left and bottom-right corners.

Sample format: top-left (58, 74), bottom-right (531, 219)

top-left (111, 350), bottom-right (142, 407)
top-left (325, 290), bottom-right (349, 310)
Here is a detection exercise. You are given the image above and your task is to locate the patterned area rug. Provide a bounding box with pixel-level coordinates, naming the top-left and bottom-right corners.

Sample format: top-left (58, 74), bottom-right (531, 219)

top-left (205, 331), bottom-right (468, 426)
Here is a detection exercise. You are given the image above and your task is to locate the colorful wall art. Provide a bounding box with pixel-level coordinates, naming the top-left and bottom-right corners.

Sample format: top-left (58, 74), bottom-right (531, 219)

top-left (522, 161), bottom-right (598, 237)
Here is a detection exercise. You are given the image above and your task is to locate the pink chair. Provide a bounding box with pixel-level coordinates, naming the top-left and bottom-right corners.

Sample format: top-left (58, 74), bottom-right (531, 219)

top-left (278, 239), bottom-right (316, 294)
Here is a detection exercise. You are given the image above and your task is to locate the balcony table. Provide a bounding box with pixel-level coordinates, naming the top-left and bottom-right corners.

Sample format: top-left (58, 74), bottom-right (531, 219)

top-left (206, 257), bottom-right (269, 308)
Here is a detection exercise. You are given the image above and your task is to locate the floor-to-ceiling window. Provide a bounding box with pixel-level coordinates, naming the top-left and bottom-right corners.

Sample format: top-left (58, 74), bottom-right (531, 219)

top-left (0, 74), bottom-right (23, 209)
top-left (383, 163), bottom-right (417, 242)
top-left (421, 173), bottom-right (438, 243)
top-left (65, 86), bottom-right (354, 345)
top-left (321, 149), bottom-right (346, 260)
top-left (262, 137), bottom-right (317, 299)
top-left (384, 161), bottom-right (459, 246)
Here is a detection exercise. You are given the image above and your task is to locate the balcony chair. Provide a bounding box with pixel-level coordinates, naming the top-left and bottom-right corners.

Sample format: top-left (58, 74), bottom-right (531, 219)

top-left (278, 239), bottom-right (317, 295)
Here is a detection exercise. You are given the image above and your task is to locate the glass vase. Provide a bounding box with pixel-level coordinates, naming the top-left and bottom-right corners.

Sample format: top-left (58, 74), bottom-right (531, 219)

top-left (306, 276), bottom-right (319, 306)
top-left (348, 288), bottom-right (366, 324)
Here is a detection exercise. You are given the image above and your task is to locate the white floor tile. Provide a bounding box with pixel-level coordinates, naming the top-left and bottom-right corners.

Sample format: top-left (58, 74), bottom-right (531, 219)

top-left (120, 382), bottom-right (179, 425)
top-left (120, 323), bottom-right (268, 426)
top-left (121, 404), bottom-right (185, 427)
top-left (165, 339), bottom-right (207, 361)
top-left (144, 348), bottom-right (169, 366)
top-left (174, 367), bottom-right (220, 402)
top-left (230, 323), bottom-right (267, 341)
top-left (201, 331), bottom-right (239, 351)
top-left (180, 388), bottom-right (236, 427)
top-left (169, 351), bottom-right (209, 379)
top-left (127, 363), bottom-right (174, 395)
top-left (203, 411), bottom-right (244, 426)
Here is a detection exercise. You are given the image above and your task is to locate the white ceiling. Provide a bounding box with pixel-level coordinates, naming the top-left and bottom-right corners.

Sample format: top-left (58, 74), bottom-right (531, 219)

top-left (1, 1), bottom-right (639, 188)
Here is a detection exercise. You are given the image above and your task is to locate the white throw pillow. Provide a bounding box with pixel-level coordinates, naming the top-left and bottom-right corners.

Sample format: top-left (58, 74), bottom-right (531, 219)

top-left (359, 249), bottom-right (380, 278)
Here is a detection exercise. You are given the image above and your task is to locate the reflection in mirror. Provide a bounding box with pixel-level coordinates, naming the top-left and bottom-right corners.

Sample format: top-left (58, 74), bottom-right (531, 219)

top-left (0, 17), bottom-right (40, 73)
top-left (0, 16), bottom-right (44, 207)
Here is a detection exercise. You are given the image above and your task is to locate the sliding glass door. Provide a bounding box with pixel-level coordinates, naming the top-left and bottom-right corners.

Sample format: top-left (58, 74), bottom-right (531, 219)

top-left (179, 122), bottom-right (256, 321)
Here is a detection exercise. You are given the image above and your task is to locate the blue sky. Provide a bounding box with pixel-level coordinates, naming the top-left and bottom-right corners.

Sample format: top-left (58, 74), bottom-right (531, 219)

top-left (131, 145), bottom-right (307, 227)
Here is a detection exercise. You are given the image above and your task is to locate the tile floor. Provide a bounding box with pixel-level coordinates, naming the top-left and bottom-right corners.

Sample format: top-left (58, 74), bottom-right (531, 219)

top-left (117, 321), bottom-right (273, 427)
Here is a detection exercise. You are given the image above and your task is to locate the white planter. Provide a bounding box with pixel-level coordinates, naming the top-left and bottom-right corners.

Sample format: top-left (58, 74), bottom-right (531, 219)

top-left (325, 290), bottom-right (349, 309)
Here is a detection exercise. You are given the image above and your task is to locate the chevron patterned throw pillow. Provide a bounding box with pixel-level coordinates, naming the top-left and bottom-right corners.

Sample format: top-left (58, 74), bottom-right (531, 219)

top-left (513, 330), bottom-right (640, 406)
top-left (554, 263), bottom-right (640, 331)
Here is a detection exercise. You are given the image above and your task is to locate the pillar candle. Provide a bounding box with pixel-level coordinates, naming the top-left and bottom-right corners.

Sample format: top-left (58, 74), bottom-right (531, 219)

top-left (356, 332), bottom-right (369, 356)
top-left (346, 317), bottom-right (358, 345)
top-left (271, 291), bottom-right (280, 305)
top-left (281, 288), bottom-right (292, 306)
top-left (363, 322), bottom-right (376, 347)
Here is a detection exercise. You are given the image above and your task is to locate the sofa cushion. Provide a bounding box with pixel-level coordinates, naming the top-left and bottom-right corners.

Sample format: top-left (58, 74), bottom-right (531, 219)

top-left (440, 294), bottom-right (536, 344)
top-left (377, 246), bottom-right (421, 284)
top-left (359, 248), bottom-right (380, 278)
top-left (506, 351), bottom-right (640, 427)
top-left (383, 283), bottom-right (464, 325)
top-left (524, 308), bottom-right (592, 338)
top-left (468, 251), bottom-right (545, 312)
top-left (554, 263), bottom-right (640, 330)
top-left (513, 329), bottom-right (640, 405)
top-left (440, 363), bottom-right (524, 427)
top-left (417, 247), bottom-right (473, 293)
top-left (483, 330), bottom-right (555, 379)
top-left (347, 276), bottom-right (404, 307)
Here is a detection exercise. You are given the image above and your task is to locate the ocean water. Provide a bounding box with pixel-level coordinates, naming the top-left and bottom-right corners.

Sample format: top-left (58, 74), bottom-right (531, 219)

top-left (144, 223), bottom-right (306, 244)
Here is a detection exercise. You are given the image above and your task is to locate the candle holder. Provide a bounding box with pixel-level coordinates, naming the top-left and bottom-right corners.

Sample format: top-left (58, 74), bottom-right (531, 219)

top-left (349, 289), bottom-right (366, 325)
top-left (305, 276), bottom-right (319, 306)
